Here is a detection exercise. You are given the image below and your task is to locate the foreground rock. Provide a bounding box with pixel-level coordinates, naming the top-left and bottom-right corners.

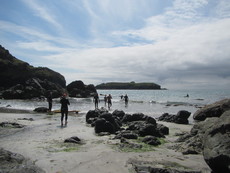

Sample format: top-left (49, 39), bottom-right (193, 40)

top-left (0, 148), bottom-right (45, 173)
top-left (158, 110), bottom-right (191, 124)
top-left (203, 110), bottom-right (230, 173)
top-left (173, 99), bottom-right (230, 173)
top-left (193, 98), bottom-right (230, 121)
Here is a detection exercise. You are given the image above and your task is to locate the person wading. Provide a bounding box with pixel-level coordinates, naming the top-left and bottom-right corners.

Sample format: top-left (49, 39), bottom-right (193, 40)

top-left (60, 93), bottom-right (70, 126)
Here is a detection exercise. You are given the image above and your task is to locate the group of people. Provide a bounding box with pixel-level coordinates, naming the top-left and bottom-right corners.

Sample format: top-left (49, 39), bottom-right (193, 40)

top-left (93, 94), bottom-right (113, 110)
top-left (47, 92), bottom-right (129, 127)
top-left (46, 92), bottom-right (70, 127)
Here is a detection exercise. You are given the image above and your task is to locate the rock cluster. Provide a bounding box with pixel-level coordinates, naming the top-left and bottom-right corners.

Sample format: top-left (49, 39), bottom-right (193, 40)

top-left (86, 109), bottom-right (169, 147)
top-left (158, 110), bottom-right (191, 124)
top-left (174, 99), bottom-right (230, 173)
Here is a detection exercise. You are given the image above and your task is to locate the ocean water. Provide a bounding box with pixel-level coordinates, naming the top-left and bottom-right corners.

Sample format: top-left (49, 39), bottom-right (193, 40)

top-left (1, 89), bottom-right (230, 122)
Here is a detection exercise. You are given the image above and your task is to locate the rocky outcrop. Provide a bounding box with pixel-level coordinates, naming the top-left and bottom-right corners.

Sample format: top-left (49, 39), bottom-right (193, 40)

top-left (203, 110), bottom-right (230, 173)
top-left (67, 80), bottom-right (97, 98)
top-left (158, 110), bottom-right (191, 124)
top-left (0, 45), bottom-right (66, 99)
top-left (86, 109), bottom-right (169, 146)
top-left (0, 148), bottom-right (45, 173)
top-left (193, 98), bottom-right (230, 121)
top-left (173, 99), bottom-right (230, 173)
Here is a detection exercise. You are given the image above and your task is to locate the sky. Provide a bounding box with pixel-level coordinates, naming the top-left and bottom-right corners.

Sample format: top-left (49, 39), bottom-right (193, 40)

top-left (0, 0), bottom-right (230, 89)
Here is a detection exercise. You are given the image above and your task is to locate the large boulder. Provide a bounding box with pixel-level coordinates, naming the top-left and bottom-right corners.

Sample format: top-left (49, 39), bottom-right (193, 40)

top-left (67, 80), bottom-right (97, 98)
top-left (193, 99), bottom-right (230, 121)
top-left (203, 110), bottom-right (230, 173)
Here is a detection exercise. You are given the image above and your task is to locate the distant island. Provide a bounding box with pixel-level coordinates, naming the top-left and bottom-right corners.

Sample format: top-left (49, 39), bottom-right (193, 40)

top-left (96, 81), bottom-right (162, 90)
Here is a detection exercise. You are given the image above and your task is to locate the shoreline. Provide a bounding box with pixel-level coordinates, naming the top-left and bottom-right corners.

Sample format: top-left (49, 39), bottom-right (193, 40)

top-left (0, 109), bottom-right (211, 173)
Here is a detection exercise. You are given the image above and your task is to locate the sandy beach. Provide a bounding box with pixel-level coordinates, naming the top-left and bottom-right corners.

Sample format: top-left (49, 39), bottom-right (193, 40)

top-left (0, 110), bottom-right (211, 173)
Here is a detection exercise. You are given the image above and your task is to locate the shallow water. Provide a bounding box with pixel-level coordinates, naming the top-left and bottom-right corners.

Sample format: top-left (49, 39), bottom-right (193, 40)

top-left (1, 89), bottom-right (230, 122)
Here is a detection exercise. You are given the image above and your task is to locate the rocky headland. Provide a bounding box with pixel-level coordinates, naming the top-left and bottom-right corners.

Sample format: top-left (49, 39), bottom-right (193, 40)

top-left (0, 45), bottom-right (97, 99)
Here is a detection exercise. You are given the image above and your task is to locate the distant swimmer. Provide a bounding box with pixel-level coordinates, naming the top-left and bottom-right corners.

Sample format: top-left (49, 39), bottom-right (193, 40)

top-left (185, 94), bottom-right (189, 97)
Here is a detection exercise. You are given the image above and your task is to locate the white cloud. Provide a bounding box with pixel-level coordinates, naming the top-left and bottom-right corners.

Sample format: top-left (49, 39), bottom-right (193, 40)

top-left (21, 0), bottom-right (63, 31)
top-left (1, 0), bottom-right (230, 89)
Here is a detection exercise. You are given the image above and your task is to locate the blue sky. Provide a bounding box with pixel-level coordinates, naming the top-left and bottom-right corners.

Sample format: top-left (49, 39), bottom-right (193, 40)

top-left (0, 0), bottom-right (230, 89)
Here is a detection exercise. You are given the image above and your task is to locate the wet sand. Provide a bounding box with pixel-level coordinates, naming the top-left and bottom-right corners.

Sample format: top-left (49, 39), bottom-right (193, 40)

top-left (0, 109), bottom-right (211, 173)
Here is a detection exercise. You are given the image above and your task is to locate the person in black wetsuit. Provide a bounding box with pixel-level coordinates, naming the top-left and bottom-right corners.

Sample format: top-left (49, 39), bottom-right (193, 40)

top-left (107, 94), bottom-right (112, 110)
top-left (60, 93), bottom-right (70, 126)
top-left (93, 93), bottom-right (100, 109)
top-left (124, 94), bottom-right (129, 107)
top-left (47, 92), bottom-right (52, 112)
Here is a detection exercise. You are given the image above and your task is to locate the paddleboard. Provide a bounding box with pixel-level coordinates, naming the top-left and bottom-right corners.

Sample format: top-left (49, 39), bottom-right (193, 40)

top-left (52, 110), bottom-right (80, 114)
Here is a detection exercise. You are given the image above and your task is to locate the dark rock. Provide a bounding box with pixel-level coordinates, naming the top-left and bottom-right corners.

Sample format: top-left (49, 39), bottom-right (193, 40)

top-left (156, 124), bottom-right (169, 135)
top-left (142, 136), bottom-right (161, 146)
top-left (203, 110), bottom-right (230, 173)
top-left (94, 118), bottom-right (115, 134)
top-left (99, 112), bottom-right (120, 131)
top-left (64, 136), bottom-right (81, 144)
top-left (126, 121), bottom-right (164, 138)
top-left (112, 110), bottom-right (125, 119)
top-left (145, 116), bottom-right (156, 125)
top-left (158, 110), bottom-right (191, 124)
top-left (86, 109), bottom-right (108, 124)
top-left (0, 122), bottom-right (25, 128)
top-left (114, 131), bottom-right (138, 139)
top-left (193, 99), bottom-right (230, 121)
top-left (0, 148), bottom-right (45, 173)
top-left (33, 107), bottom-right (49, 113)
top-left (139, 124), bottom-right (164, 137)
top-left (119, 138), bottom-right (143, 149)
top-left (122, 113), bottom-right (146, 123)
top-left (67, 80), bottom-right (97, 98)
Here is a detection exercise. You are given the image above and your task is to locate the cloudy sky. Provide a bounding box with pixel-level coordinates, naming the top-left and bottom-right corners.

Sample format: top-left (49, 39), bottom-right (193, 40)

top-left (0, 0), bottom-right (230, 89)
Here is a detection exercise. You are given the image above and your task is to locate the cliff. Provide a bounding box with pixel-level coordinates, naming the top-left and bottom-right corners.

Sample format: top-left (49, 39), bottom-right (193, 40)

top-left (96, 82), bottom-right (161, 90)
top-left (0, 45), bottom-right (66, 99)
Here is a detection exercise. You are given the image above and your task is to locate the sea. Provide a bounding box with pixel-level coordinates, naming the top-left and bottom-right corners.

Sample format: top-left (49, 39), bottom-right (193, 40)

top-left (1, 89), bottom-right (230, 123)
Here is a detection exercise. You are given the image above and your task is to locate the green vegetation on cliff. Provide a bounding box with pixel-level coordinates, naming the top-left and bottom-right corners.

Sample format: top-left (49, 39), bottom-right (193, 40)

top-left (96, 81), bottom-right (161, 90)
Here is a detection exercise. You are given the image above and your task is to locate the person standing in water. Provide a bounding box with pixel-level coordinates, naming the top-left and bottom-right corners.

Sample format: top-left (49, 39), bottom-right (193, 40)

top-left (107, 94), bottom-right (112, 110)
top-left (124, 94), bottom-right (129, 107)
top-left (93, 93), bottom-right (100, 109)
top-left (104, 95), bottom-right (107, 106)
top-left (60, 93), bottom-right (70, 126)
top-left (47, 92), bottom-right (53, 112)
